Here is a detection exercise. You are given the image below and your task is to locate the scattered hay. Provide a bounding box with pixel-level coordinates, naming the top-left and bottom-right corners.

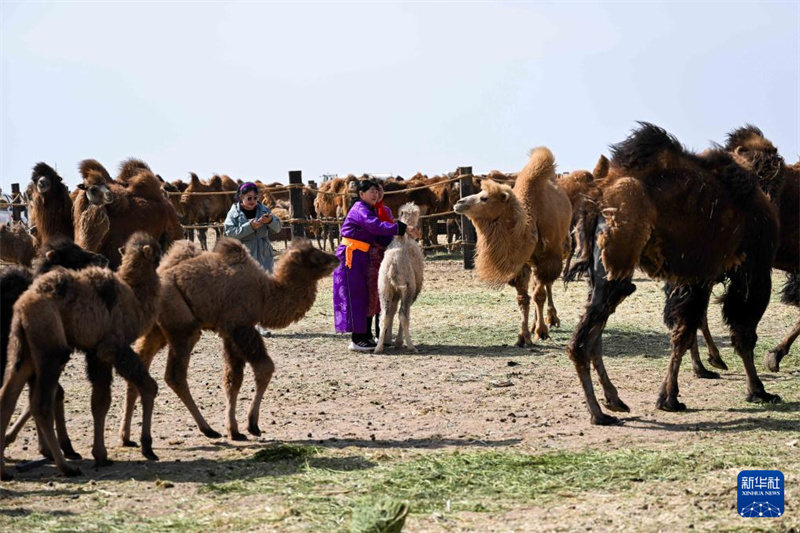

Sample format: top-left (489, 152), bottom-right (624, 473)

top-left (252, 443), bottom-right (322, 462)
top-left (350, 497), bottom-right (409, 533)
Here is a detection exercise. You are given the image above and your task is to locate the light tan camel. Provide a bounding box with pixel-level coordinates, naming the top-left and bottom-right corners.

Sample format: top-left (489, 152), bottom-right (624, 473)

top-left (454, 147), bottom-right (572, 346)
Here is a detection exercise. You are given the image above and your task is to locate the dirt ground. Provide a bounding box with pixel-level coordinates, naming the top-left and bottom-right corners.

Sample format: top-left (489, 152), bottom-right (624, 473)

top-left (1, 251), bottom-right (798, 532)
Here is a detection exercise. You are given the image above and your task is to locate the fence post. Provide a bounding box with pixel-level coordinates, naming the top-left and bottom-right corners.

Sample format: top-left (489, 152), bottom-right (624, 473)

top-left (11, 183), bottom-right (22, 222)
top-left (458, 167), bottom-right (476, 270)
top-left (288, 170), bottom-right (306, 239)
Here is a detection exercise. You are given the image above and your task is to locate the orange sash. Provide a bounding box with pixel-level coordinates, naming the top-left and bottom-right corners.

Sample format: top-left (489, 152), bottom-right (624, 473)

top-left (342, 237), bottom-right (370, 268)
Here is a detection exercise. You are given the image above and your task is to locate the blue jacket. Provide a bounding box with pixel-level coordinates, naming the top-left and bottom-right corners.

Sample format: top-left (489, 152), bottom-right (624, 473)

top-left (224, 203), bottom-right (282, 272)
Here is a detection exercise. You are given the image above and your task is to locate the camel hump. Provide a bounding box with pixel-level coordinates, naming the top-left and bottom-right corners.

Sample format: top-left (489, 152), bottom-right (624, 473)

top-left (125, 171), bottom-right (165, 200)
top-left (212, 237), bottom-right (252, 264)
top-left (159, 239), bottom-right (202, 272)
top-left (208, 175), bottom-right (223, 189)
top-left (32, 162), bottom-right (60, 181)
top-left (118, 158), bottom-right (152, 183)
top-left (610, 122), bottom-right (685, 172)
top-left (519, 147), bottom-right (556, 184)
top-left (592, 155), bottom-right (609, 180)
top-left (79, 159), bottom-right (112, 182)
top-left (724, 124), bottom-right (765, 151)
top-left (188, 172), bottom-right (202, 188)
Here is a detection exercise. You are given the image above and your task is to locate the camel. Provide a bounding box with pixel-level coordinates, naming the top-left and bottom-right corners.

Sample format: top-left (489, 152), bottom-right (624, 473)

top-left (374, 203), bottom-right (425, 354)
top-left (565, 123), bottom-right (780, 425)
top-left (0, 222), bottom-right (36, 266)
top-left (314, 175), bottom-right (359, 250)
top-left (119, 239), bottom-right (339, 444)
top-left (1, 239), bottom-right (108, 463)
top-left (179, 173), bottom-right (236, 250)
top-left (28, 163), bottom-right (74, 246)
top-left (73, 159), bottom-right (184, 268)
top-left (0, 233), bottom-right (161, 480)
top-left (454, 147), bottom-right (572, 346)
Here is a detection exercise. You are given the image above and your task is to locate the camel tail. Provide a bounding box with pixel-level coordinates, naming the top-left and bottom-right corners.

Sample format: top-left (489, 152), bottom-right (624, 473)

top-left (519, 147), bottom-right (556, 185)
top-left (781, 272), bottom-right (800, 307)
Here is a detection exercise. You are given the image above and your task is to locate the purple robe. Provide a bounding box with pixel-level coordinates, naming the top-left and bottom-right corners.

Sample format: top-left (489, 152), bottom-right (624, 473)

top-left (333, 201), bottom-right (398, 333)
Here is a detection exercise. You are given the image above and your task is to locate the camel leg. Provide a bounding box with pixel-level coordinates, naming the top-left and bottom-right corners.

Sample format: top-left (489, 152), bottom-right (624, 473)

top-left (0, 358), bottom-right (34, 481)
top-left (221, 335), bottom-right (247, 441)
top-left (590, 338), bottom-right (629, 413)
top-left (30, 354), bottom-right (79, 477)
top-left (699, 316), bottom-right (726, 370)
top-left (110, 345), bottom-right (159, 461)
top-left (657, 284), bottom-right (711, 411)
top-left (164, 329), bottom-right (220, 438)
top-left (198, 228), bottom-right (208, 251)
top-left (54, 385), bottom-right (81, 459)
top-left (512, 266), bottom-right (534, 347)
top-left (120, 326), bottom-right (167, 447)
top-left (689, 333), bottom-right (720, 379)
top-left (240, 329), bottom-right (275, 438)
top-left (765, 317), bottom-right (800, 372)
top-left (398, 291), bottom-right (417, 352)
top-left (4, 406), bottom-right (30, 446)
top-left (545, 282), bottom-right (561, 328)
top-left (532, 280), bottom-right (549, 341)
top-left (375, 298), bottom-right (398, 354)
top-left (86, 351), bottom-right (113, 468)
top-left (724, 264), bottom-right (780, 404)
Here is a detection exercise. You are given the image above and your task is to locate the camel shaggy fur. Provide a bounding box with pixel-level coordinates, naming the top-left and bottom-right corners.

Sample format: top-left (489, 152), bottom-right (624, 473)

top-left (454, 147), bottom-right (572, 346)
top-left (1, 239), bottom-right (108, 462)
top-left (566, 123), bottom-right (779, 425)
top-left (0, 233), bottom-right (161, 480)
top-left (119, 239), bottom-right (339, 444)
top-left (28, 163), bottom-right (74, 246)
top-left (0, 222), bottom-right (36, 267)
top-left (374, 203), bottom-right (425, 354)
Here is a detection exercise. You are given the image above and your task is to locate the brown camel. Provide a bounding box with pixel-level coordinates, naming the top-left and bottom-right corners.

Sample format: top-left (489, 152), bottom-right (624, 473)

top-left (454, 147), bottom-right (572, 346)
top-left (0, 222), bottom-right (36, 267)
top-left (73, 159), bottom-right (184, 268)
top-left (314, 175), bottom-right (359, 250)
top-left (28, 163), bottom-right (74, 246)
top-left (119, 239), bottom-right (339, 444)
top-left (0, 233), bottom-right (161, 480)
top-left (179, 173), bottom-right (236, 250)
top-left (565, 122), bottom-right (780, 425)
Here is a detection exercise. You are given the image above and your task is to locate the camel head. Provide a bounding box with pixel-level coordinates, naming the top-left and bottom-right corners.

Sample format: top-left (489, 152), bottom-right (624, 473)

top-left (397, 202), bottom-right (421, 230)
top-left (39, 238), bottom-right (109, 270)
top-left (274, 239), bottom-right (339, 282)
top-left (31, 162), bottom-right (64, 195)
top-left (453, 179), bottom-right (513, 220)
top-left (118, 232), bottom-right (162, 270)
top-left (77, 172), bottom-right (114, 206)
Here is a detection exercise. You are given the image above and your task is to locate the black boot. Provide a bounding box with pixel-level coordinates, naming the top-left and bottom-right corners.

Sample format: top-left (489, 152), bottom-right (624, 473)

top-left (374, 314), bottom-right (381, 339)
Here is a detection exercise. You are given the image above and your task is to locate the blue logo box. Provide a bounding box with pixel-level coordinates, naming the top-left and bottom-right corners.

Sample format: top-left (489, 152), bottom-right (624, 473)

top-left (738, 470), bottom-right (784, 518)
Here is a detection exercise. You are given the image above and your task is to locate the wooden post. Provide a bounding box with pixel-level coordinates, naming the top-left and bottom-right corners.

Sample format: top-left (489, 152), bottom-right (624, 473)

top-left (458, 167), bottom-right (476, 270)
top-left (11, 183), bottom-right (22, 222)
top-left (308, 180), bottom-right (318, 189)
top-left (288, 170), bottom-right (306, 239)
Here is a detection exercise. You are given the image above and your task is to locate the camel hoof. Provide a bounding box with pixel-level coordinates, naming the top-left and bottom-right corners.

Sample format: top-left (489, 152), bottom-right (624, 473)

top-left (121, 439), bottom-right (138, 448)
top-left (515, 335), bottom-right (533, 348)
top-left (603, 398), bottom-right (630, 413)
top-left (547, 316), bottom-right (561, 328)
top-left (201, 427), bottom-right (222, 439)
top-left (707, 357), bottom-right (728, 371)
top-left (590, 413), bottom-right (620, 426)
top-left (247, 423), bottom-right (261, 437)
top-left (746, 392), bottom-right (782, 404)
top-left (694, 368), bottom-right (721, 380)
top-left (764, 350), bottom-right (783, 373)
top-left (656, 396), bottom-right (686, 412)
top-left (62, 466), bottom-right (83, 478)
top-left (142, 449), bottom-right (159, 461)
top-left (93, 458), bottom-right (114, 469)
top-left (230, 432), bottom-right (248, 442)
top-left (535, 329), bottom-right (550, 341)
top-left (373, 346), bottom-right (385, 354)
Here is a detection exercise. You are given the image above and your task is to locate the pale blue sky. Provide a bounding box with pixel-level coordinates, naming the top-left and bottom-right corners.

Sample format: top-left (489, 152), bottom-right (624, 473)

top-left (1, 1), bottom-right (798, 193)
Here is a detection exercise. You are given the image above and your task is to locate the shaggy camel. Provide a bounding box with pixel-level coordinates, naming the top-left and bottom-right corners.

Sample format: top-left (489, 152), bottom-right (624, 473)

top-left (374, 203), bottom-right (425, 354)
top-left (454, 148), bottom-right (572, 346)
top-left (1, 239), bottom-right (108, 462)
top-left (119, 239), bottom-right (339, 444)
top-left (314, 175), bottom-right (359, 250)
top-left (0, 222), bottom-right (36, 266)
top-left (73, 159), bottom-right (184, 268)
top-left (28, 163), bottom-right (74, 246)
top-left (0, 233), bottom-right (161, 480)
top-left (179, 173), bottom-right (236, 250)
top-left (565, 123), bottom-right (779, 425)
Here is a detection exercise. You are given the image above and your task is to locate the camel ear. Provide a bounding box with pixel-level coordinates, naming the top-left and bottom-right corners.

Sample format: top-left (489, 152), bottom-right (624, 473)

top-left (77, 183), bottom-right (87, 191)
top-left (118, 246), bottom-right (125, 258)
top-left (501, 191), bottom-right (510, 202)
top-left (45, 250), bottom-right (57, 261)
top-left (142, 245), bottom-right (154, 259)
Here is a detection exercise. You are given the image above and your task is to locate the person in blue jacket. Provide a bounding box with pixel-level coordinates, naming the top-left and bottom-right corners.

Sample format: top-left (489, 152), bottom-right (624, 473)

top-left (224, 181), bottom-right (282, 336)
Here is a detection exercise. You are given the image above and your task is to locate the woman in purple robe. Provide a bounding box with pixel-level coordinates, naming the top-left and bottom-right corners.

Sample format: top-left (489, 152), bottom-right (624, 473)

top-left (333, 178), bottom-right (407, 352)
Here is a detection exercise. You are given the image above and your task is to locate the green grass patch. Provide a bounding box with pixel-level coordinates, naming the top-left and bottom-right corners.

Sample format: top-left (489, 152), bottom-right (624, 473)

top-left (252, 443), bottom-right (323, 463)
